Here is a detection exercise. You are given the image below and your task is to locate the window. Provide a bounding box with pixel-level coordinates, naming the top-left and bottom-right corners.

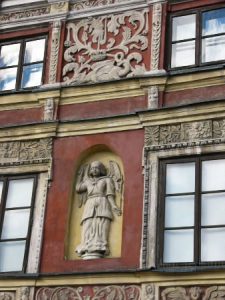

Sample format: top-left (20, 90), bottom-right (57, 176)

top-left (170, 7), bottom-right (225, 68)
top-left (0, 175), bottom-right (37, 272)
top-left (0, 37), bottom-right (46, 92)
top-left (159, 156), bottom-right (225, 266)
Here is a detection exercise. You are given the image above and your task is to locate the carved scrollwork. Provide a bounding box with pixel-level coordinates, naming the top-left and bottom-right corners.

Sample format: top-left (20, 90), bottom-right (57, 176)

top-left (35, 285), bottom-right (141, 300)
top-left (160, 125), bottom-right (181, 144)
top-left (63, 9), bottom-right (148, 84)
top-left (145, 126), bottom-right (159, 146)
top-left (151, 3), bottom-right (162, 70)
top-left (70, 0), bottom-right (128, 10)
top-left (49, 21), bottom-right (61, 84)
top-left (0, 7), bottom-right (50, 24)
top-left (0, 292), bottom-right (15, 300)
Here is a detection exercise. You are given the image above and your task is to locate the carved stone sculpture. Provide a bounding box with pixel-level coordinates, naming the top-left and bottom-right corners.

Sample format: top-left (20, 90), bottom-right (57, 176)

top-left (63, 10), bottom-right (148, 84)
top-left (76, 160), bottom-right (123, 259)
top-left (44, 98), bottom-right (54, 121)
top-left (20, 287), bottom-right (30, 300)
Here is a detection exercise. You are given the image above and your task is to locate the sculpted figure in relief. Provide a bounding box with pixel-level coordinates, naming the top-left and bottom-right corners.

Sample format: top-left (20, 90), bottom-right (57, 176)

top-left (76, 160), bottom-right (123, 259)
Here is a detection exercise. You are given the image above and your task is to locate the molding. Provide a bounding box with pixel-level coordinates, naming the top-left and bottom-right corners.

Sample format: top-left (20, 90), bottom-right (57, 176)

top-left (150, 2), bottom-right (162, 71)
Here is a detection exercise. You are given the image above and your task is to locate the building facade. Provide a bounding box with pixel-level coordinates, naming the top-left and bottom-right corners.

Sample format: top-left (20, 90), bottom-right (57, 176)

top-left (0, 0), bottom-right (225, 299)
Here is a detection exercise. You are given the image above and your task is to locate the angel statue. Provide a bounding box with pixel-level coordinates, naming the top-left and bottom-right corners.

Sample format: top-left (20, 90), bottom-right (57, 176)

top-left (75, 160), bottom-right (123, 259)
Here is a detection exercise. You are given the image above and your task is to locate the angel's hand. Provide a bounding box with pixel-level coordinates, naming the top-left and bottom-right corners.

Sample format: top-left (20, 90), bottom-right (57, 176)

top-left (77, 166), bottom-right (85, 182)
top-left (112, 205), bottom-right (122, 216)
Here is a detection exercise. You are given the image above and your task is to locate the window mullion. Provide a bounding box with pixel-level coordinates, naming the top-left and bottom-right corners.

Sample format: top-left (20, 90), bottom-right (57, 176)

top-left (16, 40), bottom-right (25, 90)
top-left (0, 178), bottom-right (9, 241)
top-left (194, 157), bottom-right (201, 265)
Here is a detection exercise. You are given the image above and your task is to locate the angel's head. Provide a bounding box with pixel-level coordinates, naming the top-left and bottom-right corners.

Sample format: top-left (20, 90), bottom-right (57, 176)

top-left (89, 161), bottom-right (107, 177)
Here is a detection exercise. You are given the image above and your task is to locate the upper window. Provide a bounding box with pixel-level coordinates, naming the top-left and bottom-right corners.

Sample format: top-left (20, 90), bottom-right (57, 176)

top-left (0, 37), bottom-right (46, 92)
top-left (0, 175), bottom-right (37, 273)
top-left (159, 155), bottom-right (225, 267)
top-left (170, 7), bottom-right (225, 69)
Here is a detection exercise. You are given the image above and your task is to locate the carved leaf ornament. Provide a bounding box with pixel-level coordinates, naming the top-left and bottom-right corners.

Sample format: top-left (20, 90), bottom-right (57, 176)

top-left (35, 286), bottom-right (141, 300)
top-left (63, 10), bottom-right (148, 84)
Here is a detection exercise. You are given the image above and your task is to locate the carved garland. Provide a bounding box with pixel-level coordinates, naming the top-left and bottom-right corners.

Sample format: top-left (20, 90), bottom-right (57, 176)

top-left (161, 285), bottom-right (225, 300)
top-left (49, 21), bottom-right (61, 84)
top-left (151, 3), bottom-right (162, 70)
top-left (35, 285), bottom-right (141, 300)
top-left (0, 7), bottom-right (50, 24)
top-left (63, 9), bottom-right (149, 84)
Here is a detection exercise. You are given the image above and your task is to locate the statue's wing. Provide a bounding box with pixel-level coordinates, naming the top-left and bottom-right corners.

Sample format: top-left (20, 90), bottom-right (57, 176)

top-left (109, 160), bottom-right (124, 209)
top-left (77, 163), bottom-right (90, 207)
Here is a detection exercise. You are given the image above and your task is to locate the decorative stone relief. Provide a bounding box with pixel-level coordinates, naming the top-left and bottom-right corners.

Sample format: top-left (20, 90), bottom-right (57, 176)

top-left (70, 0), bottom-right (128, 10)
top-left (148, 86), bottom-right (159, 109)
top-left (145, 118), bottom-right (225, 148)
top-left (160, 286), bottom-right (225, 300)
top-left (36, 285), bottom-right (141, 300)
top-left (63, 9), bottom-right (148, 84)
top-left (151, 3), bottom-right (162, 70)
top-left (19, 287), bottom-right (30, 300)
top-left (75, 160), bottom-right (123, 259)
top-left (44, 98), bottom-right (55, 121)
top-left (50, 1), bottom-right (68, 13)
top-left (0, 292), bottom-right (15, 300)
top-left (0, 7), bottom-right (50, 24)
top-left (0, 138), bottom-right (52, 164)
top-left (48, 21), bottom-right (61, 84)
top-left (142, 284), bottom-right (155, 300)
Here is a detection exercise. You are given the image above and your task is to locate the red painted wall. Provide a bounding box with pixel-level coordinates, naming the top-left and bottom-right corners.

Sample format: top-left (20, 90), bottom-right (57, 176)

top-left (40, 129), bottom-right (144, 273)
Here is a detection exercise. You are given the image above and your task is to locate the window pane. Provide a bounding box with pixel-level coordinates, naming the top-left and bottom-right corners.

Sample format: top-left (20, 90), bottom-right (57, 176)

top-left (171, 41), bottom-right (195, 68)
top-left (203, 8), bottom-right (225, 36)
top-left (165, 195), bottom-right (194, 227)
top-left (202, 193), bottom-right (225, 226)
top-left (1, 209), bottom-right (30, 239)
top-left (24, 39), bottom-right (45, 63)
top-left (164, 229), bottom-right (194, 263)
top-left (21, 63), bottom-right (43, 88)
top-left (0, 43), bottom-right (20, 67)
top-left (202, 159), bottom-right (225, 191)
top-left (6, 178), bottom-right (34, 208)
top-left (0, 68), bottom-right (17, 91)
top-left (172, 14), bottom-right (196, 41)
top-left (166, 163), bottom-right (195, 194)
top-left (0, 241), bottom-right (26, 272)
top-left (202, 35), bottom-right (225, 63)
top-left (201, 228), bottom-right (225, 261)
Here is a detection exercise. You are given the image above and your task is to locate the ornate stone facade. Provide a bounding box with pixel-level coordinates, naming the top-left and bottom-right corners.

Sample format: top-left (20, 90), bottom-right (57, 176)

top-left (35, 285), bottom-right (141, 300)
top-left (48, 21), bottom-right (61, 84)
top-left (151, 3), bottom-right (162, 70)
top-left (70, 0), bottom-right (128, 11)
top-left (145, 118), bottom-right (225, 148)
top-left (161, 285), bottom-right (225, 300)
top-left (63, 9), bottom-right (148, 84)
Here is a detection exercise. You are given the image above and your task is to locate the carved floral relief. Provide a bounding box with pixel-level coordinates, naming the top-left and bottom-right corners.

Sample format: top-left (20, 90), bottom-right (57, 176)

top-left (70, 0), bottom-right (128, 11)
top-left (36, 285), bottom-right (141, 300)
top-left (63, 9), bottom-right (149, 84)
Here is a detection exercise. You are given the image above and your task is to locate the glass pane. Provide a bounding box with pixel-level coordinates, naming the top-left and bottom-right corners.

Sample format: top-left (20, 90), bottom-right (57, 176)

top-left (165, 195), bottom-right (194, 227)
top-left (202, 159), bottom-right (225, 191)
top-left (24, 39), bottom-right (45, 63)
top-left (202, 193), bottom-right (225, 226)
top-left (164, 229), bottom-right (194, 263)
top-left (201, 228), bottom-right (225, 261)
top-left (0, 68), bottom-right (17, 91)
top-left (202, 35), bottom-right (225, 63)
top-left (6, 178), bottom-right (34, 208)
top-left (1, 209), bottom-right (30, 239)
top-left (0, 241), bottom-right (25, 272)
top-left (21, 63), bottom-right (43, 88)
top-left (0, 43), bottom-right (20, 67)
top-left (166, 163), bottom-right (195, 194)
top-left (203, 8), bottom-right (225, 36)
top-left (171, 41), bottom-right (195, 68)
top-left (172, 14), bottom-right (196, 41)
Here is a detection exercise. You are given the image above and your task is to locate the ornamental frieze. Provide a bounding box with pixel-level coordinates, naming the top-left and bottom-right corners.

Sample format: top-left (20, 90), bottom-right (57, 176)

top-left (145, 118), bottom-right (225, 147)
top-left (63, 9), bottom-right (149, 84)
top-left (35, 285), bottom-right (141, 300)
top-left (161, 285), bottom-right (225, 300)
top-left (0, 138), bottom-right (52, 164)
top-left (0, 7), bottom-right (50, 24)
top-left (70, 0), bottom-right (127, 11)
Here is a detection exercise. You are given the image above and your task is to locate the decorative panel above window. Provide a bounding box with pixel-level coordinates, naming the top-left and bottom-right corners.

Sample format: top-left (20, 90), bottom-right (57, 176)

top-left (159, 156), bottom-right (225, 266)
top-left (169, 7), bottom-right (225, 69)
top-left (0, 37), bottom-right (46, 92)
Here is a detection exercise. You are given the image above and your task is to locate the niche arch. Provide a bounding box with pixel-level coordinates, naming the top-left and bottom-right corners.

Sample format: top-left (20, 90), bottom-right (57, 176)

top-left (66, 144), bottom-right (124, 260)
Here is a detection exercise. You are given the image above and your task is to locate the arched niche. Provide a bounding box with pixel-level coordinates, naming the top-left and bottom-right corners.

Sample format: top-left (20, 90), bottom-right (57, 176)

top-left (66, 145), bottom-right (124, 260)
